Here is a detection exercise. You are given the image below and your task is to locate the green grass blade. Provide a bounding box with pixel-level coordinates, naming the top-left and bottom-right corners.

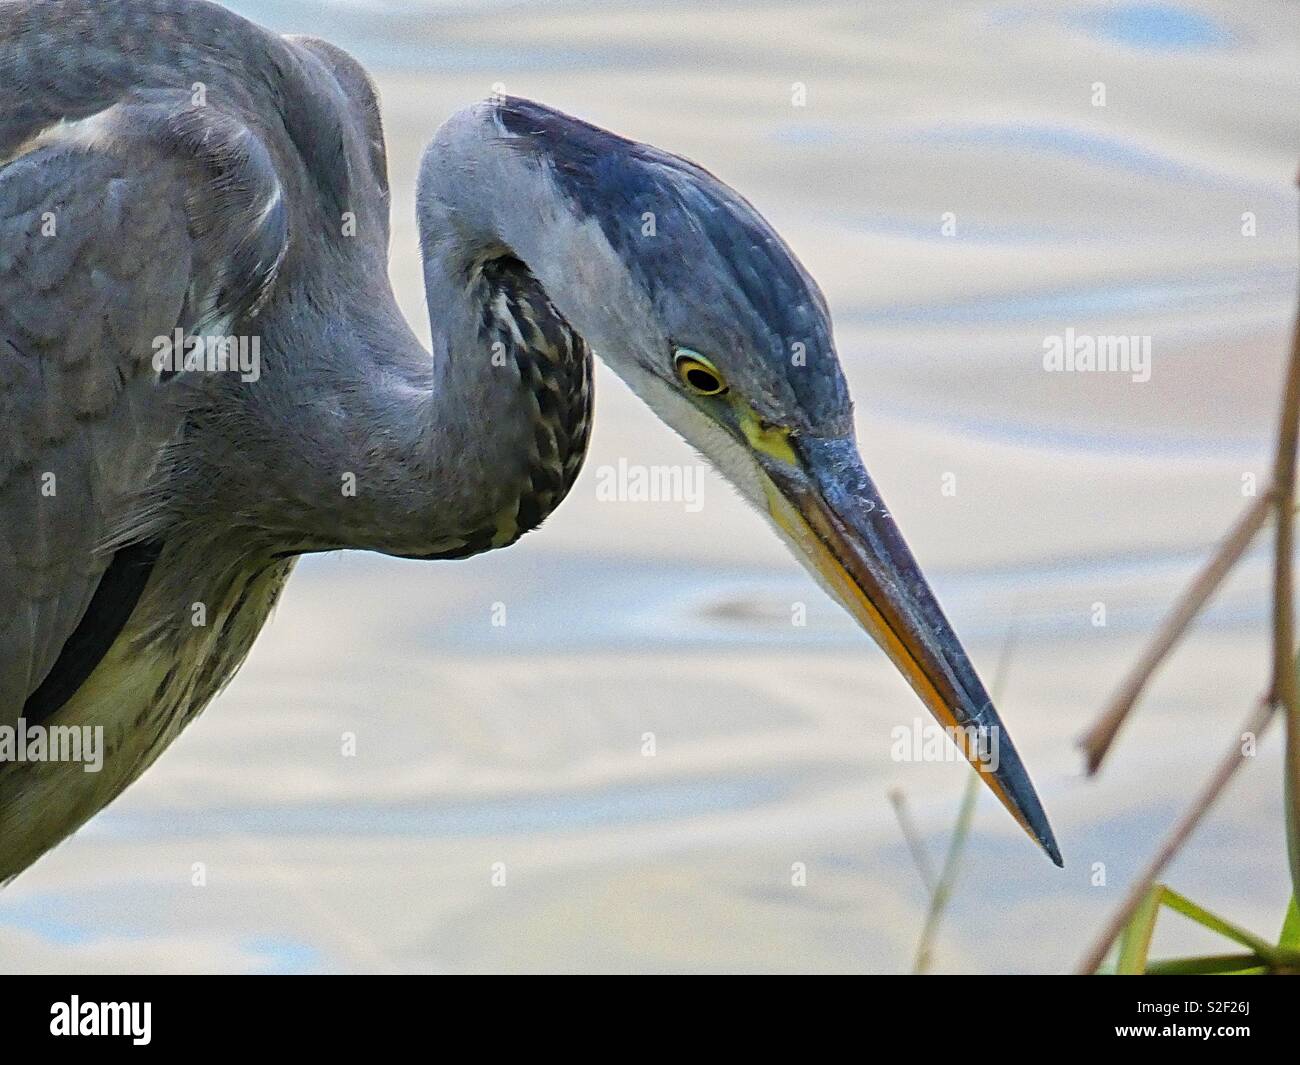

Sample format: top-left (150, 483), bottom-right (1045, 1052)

top-left (1279, 895), bottom-right (1300, 948)
top-left (1116, 884), bottom-right (1165, 974)
top-left (912, 766), bottom-right (981, 974)
top-left (1289, 652), bottom-right (1300, 903)
top-left (1144, 953), bottom-right (1268, 975)
top-left (910, 629), bottom-right (1016, 975)
top-left (1159, 887), bottom-right (1278, 957)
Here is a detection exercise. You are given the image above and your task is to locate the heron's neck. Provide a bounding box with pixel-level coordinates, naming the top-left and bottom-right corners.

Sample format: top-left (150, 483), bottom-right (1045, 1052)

top-left (326, 100), bottom-right (659, 559)
top-left (219, 262), bottom-right (588, 561)
top-left (406, 251), bottom-right (593, 559)
top-left (237, 158), bottom-right (599, 560)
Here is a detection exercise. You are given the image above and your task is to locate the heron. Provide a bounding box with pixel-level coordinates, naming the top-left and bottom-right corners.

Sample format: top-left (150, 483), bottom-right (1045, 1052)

top-left (0, 0), bottom-right (1060, 880)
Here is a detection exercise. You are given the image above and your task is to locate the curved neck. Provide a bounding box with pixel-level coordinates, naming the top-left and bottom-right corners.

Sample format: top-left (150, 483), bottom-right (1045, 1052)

top-left (398, 103), bottom-right (656, 559)
top-left (195, 102), bottom-right (623, 561)
top-left (412, 251), bottom-right (594, 560)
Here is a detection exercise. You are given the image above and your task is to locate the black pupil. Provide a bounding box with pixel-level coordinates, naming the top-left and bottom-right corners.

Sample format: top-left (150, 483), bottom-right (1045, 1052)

top-left (685, 366), bottom-right (719, 392)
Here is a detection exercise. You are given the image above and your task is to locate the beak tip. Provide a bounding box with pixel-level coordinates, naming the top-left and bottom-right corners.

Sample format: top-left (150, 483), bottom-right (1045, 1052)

top-left (1018, 791), bottom-right (1063, 867)
top-left (988, 749), bottom-right (1063, 867)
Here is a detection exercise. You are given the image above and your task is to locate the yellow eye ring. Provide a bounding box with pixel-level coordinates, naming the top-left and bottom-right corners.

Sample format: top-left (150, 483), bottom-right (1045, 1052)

top-left (674, 350), bottom-right (728, 396)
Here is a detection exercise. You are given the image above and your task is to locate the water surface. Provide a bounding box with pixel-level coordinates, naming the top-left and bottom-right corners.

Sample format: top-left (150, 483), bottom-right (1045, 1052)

top-left (3, 0), bottom-right (1297, 973)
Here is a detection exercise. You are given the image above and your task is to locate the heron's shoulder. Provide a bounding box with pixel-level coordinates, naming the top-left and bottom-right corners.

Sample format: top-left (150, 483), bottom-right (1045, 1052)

top-left (0, 1), bottom-right (385, 229)
top-left (282, 34), bottom-right (391, 204)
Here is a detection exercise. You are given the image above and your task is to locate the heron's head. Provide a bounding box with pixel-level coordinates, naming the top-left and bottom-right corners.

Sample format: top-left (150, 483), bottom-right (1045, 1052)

top-left (421, 99), bottom-right (1059, 864)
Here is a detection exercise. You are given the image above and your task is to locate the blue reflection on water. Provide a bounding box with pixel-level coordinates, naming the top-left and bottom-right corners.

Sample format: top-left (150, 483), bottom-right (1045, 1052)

top-left (912, 122), bottom-right (1205, 183)
top-left (0, 905), bottom-right (93, 945)
top-left (89, 775), bottom-right (792, 840)
top-left (840, 264), bottom-right (1297, 326)
top-left (385, 541), bottom-right (1271, 656)
top-left (1075, 3), bottom-right (1233, 51)
top-left (245, 936), bottom-right (324, 974)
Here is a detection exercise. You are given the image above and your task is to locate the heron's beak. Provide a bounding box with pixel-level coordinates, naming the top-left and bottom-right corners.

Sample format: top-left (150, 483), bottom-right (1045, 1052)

top-left (753, 431), bottom-right (1061, 866)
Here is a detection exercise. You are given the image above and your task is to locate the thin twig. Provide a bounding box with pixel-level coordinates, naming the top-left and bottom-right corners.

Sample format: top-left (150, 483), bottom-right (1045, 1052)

top-left (1270, 288), bottom-right (1300, 896)
top-left (1076, 697), bottom-right (1275, 974)
top-left (909, 628), bottom-right (1019, 973)
top-left (888, 788), bottom-right (938, 894)
top-left (1080, 492), bottom-right (1273, 774)
top-left (914, 767), bottom-right (980, 974)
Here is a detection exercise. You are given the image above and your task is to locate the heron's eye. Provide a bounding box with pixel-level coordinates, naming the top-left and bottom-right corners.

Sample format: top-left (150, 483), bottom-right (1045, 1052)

top-left (674, 350), bottom-right (728, 396)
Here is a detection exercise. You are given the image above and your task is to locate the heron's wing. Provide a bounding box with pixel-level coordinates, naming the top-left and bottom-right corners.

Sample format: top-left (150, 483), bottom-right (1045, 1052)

top-left (0, 98), bottom-right (288, 726)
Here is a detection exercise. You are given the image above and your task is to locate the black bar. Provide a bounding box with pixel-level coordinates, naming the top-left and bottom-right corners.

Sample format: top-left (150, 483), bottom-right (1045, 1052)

top-left (2, 974), bottom-right (1292, 1050)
